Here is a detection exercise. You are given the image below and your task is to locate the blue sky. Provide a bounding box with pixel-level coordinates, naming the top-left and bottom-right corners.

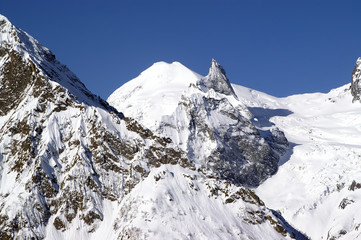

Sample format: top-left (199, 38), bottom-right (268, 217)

top-left (2, 0), bottom-right (361, 99)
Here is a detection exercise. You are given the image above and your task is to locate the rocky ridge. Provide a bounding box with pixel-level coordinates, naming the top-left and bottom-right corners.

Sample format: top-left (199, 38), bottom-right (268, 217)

top-left (0, 15), bottom-right (186, 239)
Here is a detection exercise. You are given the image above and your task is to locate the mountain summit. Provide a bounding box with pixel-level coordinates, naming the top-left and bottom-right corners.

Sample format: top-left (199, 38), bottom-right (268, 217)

top-left (197, 58), bottom-right (237, 97)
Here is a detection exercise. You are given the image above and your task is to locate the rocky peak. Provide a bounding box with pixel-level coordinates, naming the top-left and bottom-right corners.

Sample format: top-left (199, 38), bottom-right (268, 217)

top-left (197, 58), bottom-right (236, 97)
top-left (351, 57), bottom-right (361, 102)
top-left (208, 58), bottom-right (227, 79)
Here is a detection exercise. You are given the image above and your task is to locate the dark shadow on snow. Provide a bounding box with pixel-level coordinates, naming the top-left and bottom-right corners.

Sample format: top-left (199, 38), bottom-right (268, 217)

top-left (247, 107), bottom-right (297, 167)
top-left (278, 142), bottom-right (298, 167)
top-left (248, 107), bottom-right (293, 128)
top-left (270, 209), bottom-right (310, 240)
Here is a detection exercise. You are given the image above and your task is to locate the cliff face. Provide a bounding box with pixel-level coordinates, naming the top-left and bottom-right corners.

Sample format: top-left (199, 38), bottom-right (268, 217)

top-left (351, 57), bottom-right (361, 102)
top-left (197, 58), bottom-right (237, 97)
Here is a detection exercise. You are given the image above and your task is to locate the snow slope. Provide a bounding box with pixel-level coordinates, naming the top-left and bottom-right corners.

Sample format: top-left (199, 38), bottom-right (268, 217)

top-left (111, 164), bottom-right (307, 240)
top-left (108, 61), bottom-right (202, 130)
top-left (246, 84), bottom-right (361, 240)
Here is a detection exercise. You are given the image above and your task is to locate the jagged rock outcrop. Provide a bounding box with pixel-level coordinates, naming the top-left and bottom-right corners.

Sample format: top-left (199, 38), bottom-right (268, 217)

top-left (351, 57), bottom-right (361, 102)
top-left (197, 58), bottom-right (237, 97)
top-left (160, 92), bottom-right (280, 187)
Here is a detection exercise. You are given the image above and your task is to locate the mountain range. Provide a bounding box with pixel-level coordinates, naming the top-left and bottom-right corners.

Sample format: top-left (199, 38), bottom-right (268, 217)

top-left (1, 14), bottom-right (360, 240)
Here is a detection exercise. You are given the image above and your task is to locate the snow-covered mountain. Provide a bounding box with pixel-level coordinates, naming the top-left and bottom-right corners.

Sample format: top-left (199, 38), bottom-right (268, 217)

top-left (0, 14), bottom-right (306, 239)
top-left (109, 58), bottom-right (361, 238)
top-left (108, 59), bottom-right (289, 188)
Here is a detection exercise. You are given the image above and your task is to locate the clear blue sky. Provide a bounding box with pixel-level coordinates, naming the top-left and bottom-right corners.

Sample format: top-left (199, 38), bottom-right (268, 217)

top-left (2, 0), bottom-right (361, 99)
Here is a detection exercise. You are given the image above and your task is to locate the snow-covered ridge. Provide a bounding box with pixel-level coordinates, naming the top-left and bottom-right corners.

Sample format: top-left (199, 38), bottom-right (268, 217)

top-left (0, 15), bottom-right (19, 47)
top-left (0, 14), bottom-right (112, 110)
top-left (0, 15), bottom-right (185, 239)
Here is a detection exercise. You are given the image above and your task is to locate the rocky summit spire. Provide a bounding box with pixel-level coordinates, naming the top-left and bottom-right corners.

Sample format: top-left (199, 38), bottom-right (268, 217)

top-left (351, 57), bottom-right (361, 102)
top-left (197, 58), bottom-right (237, 97)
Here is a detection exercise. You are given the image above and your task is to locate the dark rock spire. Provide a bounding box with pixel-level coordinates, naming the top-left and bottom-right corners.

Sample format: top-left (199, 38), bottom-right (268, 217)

top-left (351, 57), bottom-right (361, 102)
top-left (197, 58), bottom-right (237, 97)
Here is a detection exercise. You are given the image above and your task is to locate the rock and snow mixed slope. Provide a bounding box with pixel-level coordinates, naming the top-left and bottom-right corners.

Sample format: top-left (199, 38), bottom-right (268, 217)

top-left (109, 57), bottom-right (361, 239)
top-left (108, 59), bottom-right (288, 188)
top-left (0, 14), bottom-right (305, 239)
top-left (108, 164), bottom-right (307, 239)
top-left (0, 14), bottom-right (190, 239)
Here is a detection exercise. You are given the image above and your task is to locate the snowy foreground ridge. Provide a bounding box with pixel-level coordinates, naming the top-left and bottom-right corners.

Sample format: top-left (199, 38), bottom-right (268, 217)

top-left (0, 14), bottom-right (360, 240)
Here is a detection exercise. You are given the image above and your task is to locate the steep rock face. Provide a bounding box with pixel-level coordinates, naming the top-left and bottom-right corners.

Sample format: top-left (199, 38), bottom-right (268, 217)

top-left (109, 60), bottom-right (288, 187)
top-left (159, 87), bottom-right (280, 187)
top-left (351, 57), bottom-right (361, 102)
